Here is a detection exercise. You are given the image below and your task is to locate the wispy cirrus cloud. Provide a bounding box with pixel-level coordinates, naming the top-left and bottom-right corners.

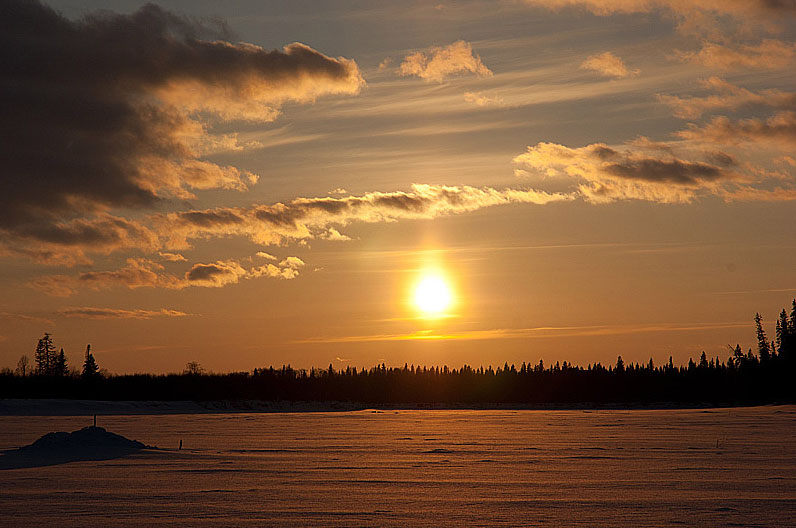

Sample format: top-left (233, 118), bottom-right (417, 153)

top-left (675, 39), bottom-right (796, 70)
top-left (677, 111), bottom-right (796, 149)
top-left (296, 321), bottom-right (752, 344)
top-left (397, 40), bottom-right (493, 82)
top-left (524, 0), bottom-right (796, 71)
top-left (520, 1), bottom-right (795, 29)
top-left (658, 77), bottom-right (796, 119)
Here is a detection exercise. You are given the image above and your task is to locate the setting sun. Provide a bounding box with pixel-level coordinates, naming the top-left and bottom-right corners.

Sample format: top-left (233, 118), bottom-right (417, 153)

top-left (413, 275), bottom-right (453, 316)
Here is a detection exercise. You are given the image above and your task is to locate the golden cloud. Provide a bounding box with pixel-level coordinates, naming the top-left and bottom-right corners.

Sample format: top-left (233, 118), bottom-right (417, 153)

top-left (580, 52), bottom-right (638, 78)
top-left (158, 184), bottom-right (572, 249)
top-left (514, 141), bottom-right (735, 204)
top-left (398, 41), bottom-right (493, 82)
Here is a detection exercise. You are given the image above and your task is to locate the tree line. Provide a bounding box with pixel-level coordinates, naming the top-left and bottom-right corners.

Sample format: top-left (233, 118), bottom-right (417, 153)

top-left (2, 301), bottom-right (795, 406)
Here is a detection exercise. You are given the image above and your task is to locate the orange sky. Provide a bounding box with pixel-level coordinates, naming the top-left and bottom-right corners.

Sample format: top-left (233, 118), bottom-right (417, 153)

top-left (1, 0), bottom-right (795, 373)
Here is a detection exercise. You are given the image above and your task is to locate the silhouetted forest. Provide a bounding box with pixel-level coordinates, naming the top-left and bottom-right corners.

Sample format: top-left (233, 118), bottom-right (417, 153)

top-left (2, 301), bottom-right (795, 406)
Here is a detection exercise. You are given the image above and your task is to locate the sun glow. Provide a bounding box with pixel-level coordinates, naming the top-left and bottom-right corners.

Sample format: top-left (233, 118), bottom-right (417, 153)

top-left (413, 275), bottom-right (453, 316)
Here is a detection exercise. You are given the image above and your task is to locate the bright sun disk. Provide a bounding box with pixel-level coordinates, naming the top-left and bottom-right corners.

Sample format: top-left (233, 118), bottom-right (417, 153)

top-left (413, 276), bottom-right (452, 315)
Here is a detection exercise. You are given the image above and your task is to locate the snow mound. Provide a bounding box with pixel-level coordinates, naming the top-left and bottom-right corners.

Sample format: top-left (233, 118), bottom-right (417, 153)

top-left (1, 426), bottom-right (155, 470)
top-left (21, 426), bottom-right (150, 453)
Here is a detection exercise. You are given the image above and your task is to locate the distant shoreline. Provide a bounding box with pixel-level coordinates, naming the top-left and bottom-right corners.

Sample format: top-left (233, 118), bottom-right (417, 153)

top-left (0, 398), bottom-right (786, 416)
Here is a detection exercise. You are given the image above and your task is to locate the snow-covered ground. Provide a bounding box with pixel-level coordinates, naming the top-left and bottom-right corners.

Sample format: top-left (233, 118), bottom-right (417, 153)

top-left (1, 406), bottom-right (794, 526)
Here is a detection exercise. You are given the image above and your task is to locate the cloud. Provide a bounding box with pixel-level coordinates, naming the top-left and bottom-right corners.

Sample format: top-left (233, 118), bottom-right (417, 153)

top-left (520, 1), bottom-right (796, 23)
top-left (26, 183), bottom-right (572, 296)
top-left (523, 1), bottom-right (796, 69)
top-left (463, 91), bottom-right (505, 107)
top-left (0, 312), bottom-right (53, 325)
top-left (677, 111), bottom-right (796, 149)
top-left (398, 41), bottom-right (493, 82)
top-left (2, 215), bottom-right (159, 266)
top-left (279, 256), bottom-right (306, 269)
top-left (675, 39), bottom-right (796, 70)
top-left (296, 321), bottom-right (753, 344)
top-left (158, 184), bottom-right (572, 249)
top-left (158, 252), bottom-right (187, 262)
top-left (319, 227), bottom-right (352, 241)
top-left (378, 57), bottom-right (393, 71)
top-left (0, 1), bottom-right (363, 261)
top-left (658, 77), bottom-right (796, 119)
top-left (514, 141), bottom-right (735, 203)
top-left (580, 52), bottom-right (638, 78)
top-left (56, 307), bottom-right (189, 320)
top-left (30, 255), bottom-right (306, 297)
top-left (184, 261), bottom-right (249, 288)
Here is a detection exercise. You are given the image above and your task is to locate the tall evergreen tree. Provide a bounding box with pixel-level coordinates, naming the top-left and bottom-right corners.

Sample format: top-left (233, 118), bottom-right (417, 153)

top-left (776, 310), bottom-right (787, 354)
top-left (755, 313), bottom-right (771, 363)
top-left (792, 299), bottom-right (796, 334)
top-left (699, 351), bottom-right (708, 369)
top-left (34, 333), bottom-right (56, 376)
top-left (55, 348), bottom-right (68, 377)
top-left (82, 344), bottom-right (99, 379)
top-left (733, 344), bottom-right (744, 368)
top-left (781, 301), bottom-right (796, 362)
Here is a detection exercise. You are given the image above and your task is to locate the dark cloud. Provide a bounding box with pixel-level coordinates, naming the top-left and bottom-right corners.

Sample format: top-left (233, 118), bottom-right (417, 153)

top-left (56, 307), bottom-right (189, 320)
top-left (604, 159), bottom-right (724, 184)
top-left (185, 262), bottom-right (244, 285)
top-left (0, 0), bottom-right (362, 260)
top-left (514, 142), bottom-right (733, 203)
top-left (30, 255), bottom-right (305, 296)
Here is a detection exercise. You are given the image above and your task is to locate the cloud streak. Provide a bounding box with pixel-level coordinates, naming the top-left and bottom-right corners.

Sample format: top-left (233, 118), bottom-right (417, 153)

top-left (677, 111), bottom-right (796, 149)
top-left (56, 307), bottom-right (190, 320)
top-left (159, 184), bottom-right (572, 249)
top-left (296, 321), bottom-right (752, 344)
top-left (524, 0), bottom-right (796, 71)
top-left (30, 255), bottom-right (305, 297)
top-left (675, 39), bottom-right (796, 71)
top-left (658, 77), bottom-right (796, 119)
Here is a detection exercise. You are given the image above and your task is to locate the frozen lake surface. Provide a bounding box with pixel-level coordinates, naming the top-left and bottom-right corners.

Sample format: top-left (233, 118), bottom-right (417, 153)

top-left (1, 406), bottom-right (795, 526)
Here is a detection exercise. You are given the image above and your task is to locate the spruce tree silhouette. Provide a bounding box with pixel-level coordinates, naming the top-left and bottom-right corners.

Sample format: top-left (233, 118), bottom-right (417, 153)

top-left (82, 345), bottom-right (100, 380)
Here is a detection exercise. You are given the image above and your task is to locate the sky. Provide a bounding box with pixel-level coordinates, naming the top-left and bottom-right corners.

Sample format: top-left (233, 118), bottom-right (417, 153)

top-left (2, 0), bottom-right (795, 374)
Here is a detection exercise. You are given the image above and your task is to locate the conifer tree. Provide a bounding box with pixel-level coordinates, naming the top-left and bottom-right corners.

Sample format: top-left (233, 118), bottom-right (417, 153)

top-left (776, 310), bottom-right (787, 354)
top-left (34, 333), bottom-right (56, 376)
top-left (82, 344), bottom-right (99, 379)
top-left (699, 351), bottom-right (708, 369)
top-left (792, 299), bottom-right (796, 334)
top-left (755, 313), bottom-right (771, 363)
top-left (55, 348), bottom-right (68, 376)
